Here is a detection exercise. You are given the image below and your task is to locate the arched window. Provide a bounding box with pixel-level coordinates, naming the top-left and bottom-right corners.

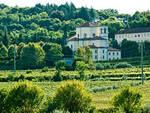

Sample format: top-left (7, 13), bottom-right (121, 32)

top-left (77, 34), bottom-right (79, 38)
top-left (93, 33), bottom-right (96, 38)
top-left (84, 33), bottom-right (87, 38)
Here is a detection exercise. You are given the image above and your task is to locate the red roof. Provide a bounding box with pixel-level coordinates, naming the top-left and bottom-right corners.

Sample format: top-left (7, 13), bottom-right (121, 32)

top-left (77, 22), bottom-right (99, 27)
top-left (68, 36), bottom-right (106, 41)
top-left (108, 47), bottom-right (120, 51)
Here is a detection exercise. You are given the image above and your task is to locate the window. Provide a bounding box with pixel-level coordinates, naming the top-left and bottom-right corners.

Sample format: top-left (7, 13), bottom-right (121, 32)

top-left (71, 45), bottom-right (73, 49)
top-left (84, 33), bottom-right (87, 38)
top-left (113, 52), bottom-right (115, 55)
top-left (95, 55), bottom-right (98, 59)
top-left (103, 50), bottom-right (105, 53)
top-left (93, 33), bottom-right (96, 38)
top-left (78, 34), bottom-right (79, 38)
top-left (101, 28), bottom-right (103, 33)
top-left (117, 52), bottom-right (119, 55)
top-left (95, 50), bottom-right (98, 54)
top-left (109, 52), bottom-right (111, 55)
top-left (104, 28), bottom-right (107, 33)
top-left (103, 55), bottom-right (105, 59)
top-left (138, 34), bottom-right (140, 37)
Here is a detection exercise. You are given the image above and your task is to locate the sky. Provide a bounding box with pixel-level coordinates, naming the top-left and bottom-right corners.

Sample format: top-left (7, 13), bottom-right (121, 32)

top-left (0, 0), bottom-right (150, 14)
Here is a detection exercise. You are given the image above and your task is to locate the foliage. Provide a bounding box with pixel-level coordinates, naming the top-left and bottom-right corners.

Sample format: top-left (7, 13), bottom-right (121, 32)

top-left (96, 63), bottom-right (104, 70)
top-left (121, 39), bottom-right (140, 58)
top-left (76, 61), bottom-right (89, 80)
top-left (45, 43), bottom-right (63, 66)
top-left (20, 43), bottom-right (45, 69)
top-left (74, 46), bottom-right (92, 64)
top-left (114, 62), bottom-right (132, 68)
top-left (143, 102), bottom-right (150, 113)
top-left (0, 43), bottom-right (8, 58)
top-left (54, 80), bottom-right (92, 113)
top-left (112, 86), bottom-right (142, 113)
top-left (5, 82), bottom-right (45, 113)
top-left (0, 88), bottom-right (7, 113)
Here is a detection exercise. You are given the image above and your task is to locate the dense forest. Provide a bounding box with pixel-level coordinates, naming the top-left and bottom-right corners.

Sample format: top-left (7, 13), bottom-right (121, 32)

top-left (0, 2), bottom-right (150, 69)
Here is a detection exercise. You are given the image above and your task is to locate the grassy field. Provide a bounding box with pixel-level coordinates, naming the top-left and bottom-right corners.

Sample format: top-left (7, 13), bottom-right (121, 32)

top-left (0, 80), bottom-right (150, 110)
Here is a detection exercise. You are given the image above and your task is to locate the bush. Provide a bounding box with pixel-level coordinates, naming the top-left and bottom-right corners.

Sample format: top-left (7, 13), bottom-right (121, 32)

top-left (114, 62), bottom-right (132, 69)
top-left (143, 102), bottom-right (150, 113)
top-left (5, 82), bottom-right (45, 113)
top-left (96, 63), bottom-right (104, 70)
top-left (41, 67), bottom-right (49, 72)
top-left (26, 70), bottom-right (32, 74)
top-left (0, 88), bottom-right (8, 113)
top-left (112, 86), bottom-right (142, 113)
top-left (103, 63), bottom-right (112, 69)
top-left (53, 71), bottom-right (63, 82)
top-left (54, 80), bottom-right (92, 113)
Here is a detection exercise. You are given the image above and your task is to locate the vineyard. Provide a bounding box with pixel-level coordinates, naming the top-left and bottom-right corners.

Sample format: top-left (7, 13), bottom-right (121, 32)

top-left (0, 67), bottom-right (150, 111)
top-left (0, 67), bottom-right (149, 82)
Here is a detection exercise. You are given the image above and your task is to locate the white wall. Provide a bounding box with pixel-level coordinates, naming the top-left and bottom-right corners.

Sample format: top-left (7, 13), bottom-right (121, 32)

top-left (115, 32), bottom-right (150, 44)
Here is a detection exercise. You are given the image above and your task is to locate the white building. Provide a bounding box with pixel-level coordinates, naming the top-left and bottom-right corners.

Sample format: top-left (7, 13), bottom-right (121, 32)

top-left (115, 27), bottom-right (150, 44)
top-left (67, 22), bottom-right (121, 61)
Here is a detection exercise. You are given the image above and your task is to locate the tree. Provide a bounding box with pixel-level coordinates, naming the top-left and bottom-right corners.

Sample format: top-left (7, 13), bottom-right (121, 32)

top-left (5, 82), bottom-right (45, 113)
top-left (84, 46), bottom-right (92, 64)
top-left (74, 46), bottom-right (92, 64)
top-left (78, 7), bottom-right (90, 21)
top-left (53, 60), bottom-right (66, 82)
top-left (0, 42), bottom-right (8, 58)
top-left (8, 45), bottom-right (17, 59)
top-left (50, 10), bottom-right (64, 21)
top-left (76, 61), bottom-right (89, 80)
top-left (112, 86), bottom-right (142, 113)
top-left (45, 44), bottom-right (63, 66)
top-left (0, 88), bottom-right (7, 113)
top-left (2, 26), bottom-right (9, 48)
top-left (62, 24), bottom-right (67, 47)
top-left (54, 80), bottom-right (92, 113)
top-left (20, 43), bottom-right (45, 69)
top-left (121, 39), bottom-right (140, 58)
top-left (111, 39), bottom-right (120, 49)
top-left (62, 46), bottom-right (73, 58)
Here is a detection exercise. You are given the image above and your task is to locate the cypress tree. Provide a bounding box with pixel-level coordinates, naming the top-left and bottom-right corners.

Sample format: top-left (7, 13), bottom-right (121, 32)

top-left (2, 26), bottom-right (9, 48)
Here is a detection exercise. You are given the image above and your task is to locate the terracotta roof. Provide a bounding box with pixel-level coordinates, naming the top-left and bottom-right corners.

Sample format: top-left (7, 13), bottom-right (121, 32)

top-left (88, 45), bottom-right (108, 49)
top-left (68, 36), bottom-right (107, 41)
top-left (77, 22), bottom-right (99, 27)
top-left (108, 47), bottom-right (120, 51)
top-left (116, 27), bottom-right (150, 34)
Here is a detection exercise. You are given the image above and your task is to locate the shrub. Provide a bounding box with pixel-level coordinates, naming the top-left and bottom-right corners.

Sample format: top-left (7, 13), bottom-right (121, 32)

top-left (0, 88), bottom-right (8, 113)
top-left (112, 86), bottom-right (142, 113)
top-left (26, 70), bottom-right (32, 74)
top-left (96, 63), bottom-right (104, 70)
top-left (143, 102), bottom-right (150, 113)
top-left (5, 82), bottom-right (45, 113)
top-left (41, 96), bottom-right (56, 113)
top-left (89, 63), bottom-right (96, 70)
top-left (54, 80), bottom-right (92, 113)
top-left (103, 63), bottom-right (112, 69)
top-left (53, 71), bottom-right (63, 82)
top-left (114, 62), bottom-right (132, 69)
top-left (41, 67), bottom-right (49, 72)
top-left (76, 61), bottom-right (89, 80)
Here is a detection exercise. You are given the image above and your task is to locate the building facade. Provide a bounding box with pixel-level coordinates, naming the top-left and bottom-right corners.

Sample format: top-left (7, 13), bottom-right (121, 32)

top-left (115, 27), bottom-right (150, 44)
top-left (67, 22), bottom-right (121, 61)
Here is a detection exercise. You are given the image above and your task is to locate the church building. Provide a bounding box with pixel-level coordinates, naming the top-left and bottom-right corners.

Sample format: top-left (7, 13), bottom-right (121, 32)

top-left (67, 22), bottom-right (121, 61)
